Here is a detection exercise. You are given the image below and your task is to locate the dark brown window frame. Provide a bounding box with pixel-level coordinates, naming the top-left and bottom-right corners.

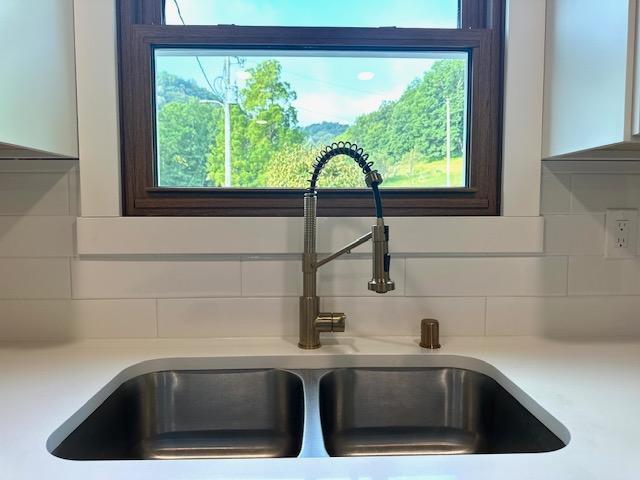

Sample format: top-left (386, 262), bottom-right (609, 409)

top-left (117, 0), bottom-right (504, 216)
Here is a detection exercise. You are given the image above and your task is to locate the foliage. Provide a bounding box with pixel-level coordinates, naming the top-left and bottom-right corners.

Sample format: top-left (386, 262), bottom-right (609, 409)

top-left (156, 58), bottom-right (467, 189)
top-left (206, 60), bottom-right (304, 187)
top-left (383, 157), bottom-right (464, 188)
top-left (157, 99), bottom-right (221, 186)
top-left (263, 143), bottom-right (364, 188)
top-left (303, 122), bottom-right (348, 146)
top-left (340, 60), bottom-right (466, 180)
top-left (155, 71), bottom-right (218, 109)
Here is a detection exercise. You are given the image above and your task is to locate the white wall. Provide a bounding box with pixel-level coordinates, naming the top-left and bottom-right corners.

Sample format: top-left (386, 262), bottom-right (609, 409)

top-left (0, 0), bottom-right (78, 158)
top-left (1, 159), bottom-right (640, 340)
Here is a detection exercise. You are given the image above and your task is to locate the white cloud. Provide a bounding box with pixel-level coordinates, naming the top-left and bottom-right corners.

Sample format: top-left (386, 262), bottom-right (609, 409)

top-left (294, 83), bottom-right (408, 126)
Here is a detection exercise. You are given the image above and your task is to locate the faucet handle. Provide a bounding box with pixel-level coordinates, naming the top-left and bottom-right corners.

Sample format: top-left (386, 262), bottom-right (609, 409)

top-left (315, 313), bottom-right (346, 332)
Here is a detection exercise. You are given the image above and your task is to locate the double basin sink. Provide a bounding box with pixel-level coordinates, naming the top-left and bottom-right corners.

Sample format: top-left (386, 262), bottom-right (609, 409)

top-left (51, 364), bottom-right (567, 460)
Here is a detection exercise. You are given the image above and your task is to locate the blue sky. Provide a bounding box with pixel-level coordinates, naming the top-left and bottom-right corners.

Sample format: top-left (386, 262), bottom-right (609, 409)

top-left (159, 1), bottom-right (462, 126)
top-left (164, 0), bottom-right (459, 29)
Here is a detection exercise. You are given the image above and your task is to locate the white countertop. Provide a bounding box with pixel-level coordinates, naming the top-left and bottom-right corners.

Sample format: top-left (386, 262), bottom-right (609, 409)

top-left (1, 335), bottom-right (639, 479)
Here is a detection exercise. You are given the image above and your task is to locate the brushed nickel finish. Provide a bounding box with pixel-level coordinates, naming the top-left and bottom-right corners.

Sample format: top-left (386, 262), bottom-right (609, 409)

top-left (420, 318), bottom-right (441, 349)
top-left (52, 367), bottom-right (566, 461)
top-left (299, 188), bottom-right (394, 349)
top-left (368, 218), bottom-right (395, 293)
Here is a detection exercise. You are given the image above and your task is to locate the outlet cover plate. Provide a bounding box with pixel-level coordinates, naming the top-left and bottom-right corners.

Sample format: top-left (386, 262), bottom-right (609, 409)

top-left (605, 209), bottom-right (638, 258)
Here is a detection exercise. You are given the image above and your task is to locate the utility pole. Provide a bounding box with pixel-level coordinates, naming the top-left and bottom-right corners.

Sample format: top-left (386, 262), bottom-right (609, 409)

top-left (223, 56), bottom-right (232, 187)
top-left (445, 97), bottom-right (451, 188)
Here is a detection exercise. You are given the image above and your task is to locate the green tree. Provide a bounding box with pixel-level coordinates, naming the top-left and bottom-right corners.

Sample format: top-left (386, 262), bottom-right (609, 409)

top-left (157, 99), bottom-right (221, 187)
top-left (207, 60), bottom-right (304, 187)
top-left (340, 59), bottom-right (466, 175)
top-left (263, 143), bottom-right (364, 188)
top-left (390, 59), bottom-right (465, 160)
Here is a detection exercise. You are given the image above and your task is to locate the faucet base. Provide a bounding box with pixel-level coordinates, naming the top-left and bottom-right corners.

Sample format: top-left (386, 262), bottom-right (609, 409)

top-left (297, 342), bottom-right (321, 350)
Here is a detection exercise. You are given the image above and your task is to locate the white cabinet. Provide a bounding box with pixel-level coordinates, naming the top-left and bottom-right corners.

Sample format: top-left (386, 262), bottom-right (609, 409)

top-left (543, 0), bottom-right (640, 160)
top-left (0, 0), bottom-right (78, 158)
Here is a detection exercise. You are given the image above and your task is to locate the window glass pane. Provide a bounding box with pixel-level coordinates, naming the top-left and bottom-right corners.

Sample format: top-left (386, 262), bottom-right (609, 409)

top-left (165, 0), bottom-right (460, 29)
top-left (154, 49), bottom-right (468, 189)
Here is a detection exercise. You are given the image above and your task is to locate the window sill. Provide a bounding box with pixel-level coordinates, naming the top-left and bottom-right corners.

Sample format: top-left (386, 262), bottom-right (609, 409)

top-left (76, 216), bottom-right (543, 256)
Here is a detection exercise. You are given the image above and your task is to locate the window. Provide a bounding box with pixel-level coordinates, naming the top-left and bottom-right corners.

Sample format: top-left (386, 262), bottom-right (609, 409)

top-left (117, 0), bottom-right (504, 216)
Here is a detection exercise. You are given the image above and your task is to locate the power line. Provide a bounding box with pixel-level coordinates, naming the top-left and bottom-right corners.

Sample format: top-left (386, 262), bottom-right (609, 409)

top-left (170, 0), bottom-right (220, 101)
top-left (241, 58), bottom-right (397, 98)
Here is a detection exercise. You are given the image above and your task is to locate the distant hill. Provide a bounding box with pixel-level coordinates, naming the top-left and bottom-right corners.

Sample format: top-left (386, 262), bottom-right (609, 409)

top-left (156, 71), bottom-right (218, 109)
top-left (343, 60), bottom-right (465, 166)
top-left (302, 122), bottom-right (349, 146)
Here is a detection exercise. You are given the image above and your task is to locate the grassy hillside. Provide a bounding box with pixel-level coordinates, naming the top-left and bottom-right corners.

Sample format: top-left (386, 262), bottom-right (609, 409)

top-left (383, 157), bottom-right (464, 188)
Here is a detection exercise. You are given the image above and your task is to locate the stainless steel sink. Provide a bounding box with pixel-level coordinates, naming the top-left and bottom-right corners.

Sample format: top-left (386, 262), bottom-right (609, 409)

top-left (51, 363), bottom-right (567, 460)
top-left (319, 367), bottom-right (566, 457)
top-left (52, 369), bottom-right (304, 460)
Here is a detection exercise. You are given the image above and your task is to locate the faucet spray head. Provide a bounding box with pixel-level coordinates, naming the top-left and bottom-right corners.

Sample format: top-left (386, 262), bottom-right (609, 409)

top-left (368, 220), bottom-right (395, 294)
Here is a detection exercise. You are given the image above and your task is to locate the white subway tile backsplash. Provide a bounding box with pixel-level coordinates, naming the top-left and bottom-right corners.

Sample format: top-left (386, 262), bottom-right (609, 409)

top-left (570, 174), bottom-right (640, 213)
top-left (0, 216), bottom-right (74, 257)
top-left (322, 296), bottom-right (485, 336)
top-left (487, 296), bottom-right (640, 336)
top-left (0, 299), bottom-right (156, 339)
top-left (568, 256), bottom-right (640, 295)
top-left (67, 167), bottom-right (80, 217)
top-left (0, 258), bottom-right (70, 299)
top-left (2, 161), bottom-right (640, 340)
top-left (241, 258), bottom-right (405, 297)
top-left (405, 257), bottom-right (567, 296)
top-left (318, 258), bottom-right (405, 296)
top-left (544, 214), bottom-right (605, 255)
top-left (0, 172), bottom-right (69, 215)
top-left (71, 260), bottom-right (241, 299)
top-left (158, 297), bottom-right (298, 337)
top-left (242, 260), bottom-right (300, 296)
top-left (540, 173), bottom-right (571, 214)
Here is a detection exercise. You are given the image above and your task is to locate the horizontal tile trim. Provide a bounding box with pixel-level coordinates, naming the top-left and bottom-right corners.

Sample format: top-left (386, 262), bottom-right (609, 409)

top-left (543, 214), bottom-right (604, 255)
top-left (487, 296), bottom-right (640, 336)
top-left (569, 256), bottom-right (640, 295)
top-left (71, 259), bottom-right (241, 299)
top-left (405, 257), bottom-right (568, 296)
top-left (0, 258), bottom-right (70, 299)
top-left (0, 216), bottom-right (74, 257)
top-left (0, 299), bottom-right (156, 339)
top-left (158, 297), bottom-right (298, 337)
top-left (0, 159), bottom-right (78, 173)
top-left (322, 296), bottom-right (485, 336)
top-left (543, 160), bottom-right (640, 174)
top-left (241, 258), bottom-right (405, 297)
top-left (0, 172), bottom-right (69, 216)
top-left (76, 216), bottom-right (544, 256)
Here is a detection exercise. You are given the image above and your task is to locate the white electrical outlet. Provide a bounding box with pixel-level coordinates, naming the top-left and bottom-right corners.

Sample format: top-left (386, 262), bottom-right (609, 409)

top-left (605, 209), bottom-right (638, 258)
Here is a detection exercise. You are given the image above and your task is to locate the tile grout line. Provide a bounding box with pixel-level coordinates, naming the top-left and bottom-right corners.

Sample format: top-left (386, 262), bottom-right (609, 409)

top-left (565, 255), bottom-right (570, 295)
top-left (67, 257), bottom-right (74, 300)
top-left (483, 296), bottom-right (488, 336)
top-left (66, 171), bottom-right (72, 216)
top-left (402, 256), bottom-right (407, 297)
top-left (154, 298), bottom-right (159, 337)
top-left (568, 173), bottom-right (575, 213)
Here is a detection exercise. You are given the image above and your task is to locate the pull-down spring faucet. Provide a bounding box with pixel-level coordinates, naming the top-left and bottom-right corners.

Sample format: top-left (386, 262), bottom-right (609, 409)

top-left (298, 142), bottom-right (394, 349)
